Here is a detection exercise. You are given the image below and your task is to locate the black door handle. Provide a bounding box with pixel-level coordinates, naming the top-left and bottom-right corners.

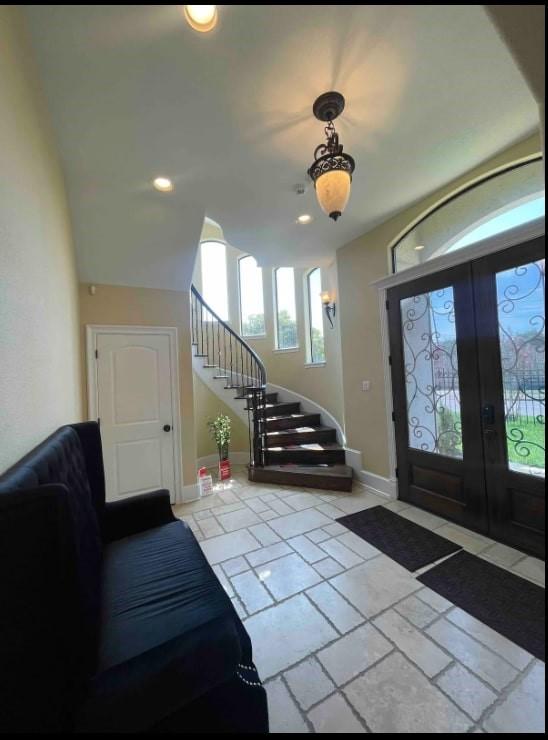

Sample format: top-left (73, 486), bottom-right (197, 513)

top-left (163, 424), bottom-right (171, 432)
top-left (481, 404), bottom-right (495, 425)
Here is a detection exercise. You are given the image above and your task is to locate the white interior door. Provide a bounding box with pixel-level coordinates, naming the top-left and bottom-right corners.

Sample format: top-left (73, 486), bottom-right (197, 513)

top-left (95, 331), bottom-right (177, 502)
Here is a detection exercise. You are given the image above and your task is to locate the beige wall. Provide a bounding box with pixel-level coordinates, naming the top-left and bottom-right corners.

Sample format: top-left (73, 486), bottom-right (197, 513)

top-left (337, 133), bottom-right (542, 479)
top-left (78, 283), bottom-right (198, 485)
top-left (193, 373), bottom-right (250, 459)
top-left (0, 7), bottom-right (82, 472)
top-left (194, 237), bottom-right (345, 426)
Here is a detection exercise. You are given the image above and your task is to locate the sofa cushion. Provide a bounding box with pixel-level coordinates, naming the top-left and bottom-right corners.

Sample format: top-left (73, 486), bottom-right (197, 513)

top-left (78, 520), bottom-right (243, 731)
top-left (0, 425), bottom-right (102, 675)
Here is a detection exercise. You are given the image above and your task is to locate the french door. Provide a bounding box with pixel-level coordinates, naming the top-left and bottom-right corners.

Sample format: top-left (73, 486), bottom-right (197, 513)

top-left (388, 237), bottom-right (545, 558)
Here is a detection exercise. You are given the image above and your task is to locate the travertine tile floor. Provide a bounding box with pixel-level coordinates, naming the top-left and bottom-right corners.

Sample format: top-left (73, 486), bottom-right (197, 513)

top-left (173, 468), bottom-right (545, 733)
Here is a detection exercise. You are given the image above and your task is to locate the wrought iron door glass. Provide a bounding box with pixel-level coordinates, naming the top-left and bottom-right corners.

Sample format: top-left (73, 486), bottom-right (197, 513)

top-left (400, 286), bottom-right (463, 458)
top-left (495, 259), bottom-right (545, 477)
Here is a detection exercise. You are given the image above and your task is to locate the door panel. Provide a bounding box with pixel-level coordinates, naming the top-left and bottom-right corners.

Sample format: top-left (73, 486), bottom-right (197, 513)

top-left (388, 264), bottom-right (488, 532)
top-left (473, 238), bottom-right (545, 557)
top-left (389, 236), bottom-right (545, 558)
top-left (96, 332), bottom-right (176, 502)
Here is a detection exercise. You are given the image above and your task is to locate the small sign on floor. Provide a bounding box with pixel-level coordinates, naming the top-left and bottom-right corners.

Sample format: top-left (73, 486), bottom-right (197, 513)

top-left (219, 459), bottom-right (231, 481)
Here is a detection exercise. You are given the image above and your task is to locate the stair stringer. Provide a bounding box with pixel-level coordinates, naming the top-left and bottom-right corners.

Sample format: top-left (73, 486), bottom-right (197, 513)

top-left (192, 355), bottom-right (250, 425)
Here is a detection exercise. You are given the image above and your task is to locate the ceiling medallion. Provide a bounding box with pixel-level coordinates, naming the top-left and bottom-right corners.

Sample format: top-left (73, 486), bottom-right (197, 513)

top-left (307, 91), bottom-right (355, 222)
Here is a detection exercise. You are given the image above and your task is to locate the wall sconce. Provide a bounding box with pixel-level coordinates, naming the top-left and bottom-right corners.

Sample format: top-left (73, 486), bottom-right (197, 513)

top-left (321, 291), bottom-right (336, 328)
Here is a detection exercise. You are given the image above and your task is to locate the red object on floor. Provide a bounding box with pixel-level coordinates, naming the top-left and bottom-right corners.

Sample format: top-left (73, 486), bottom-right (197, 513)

top-left (219, 459), bottom-right (231, 480)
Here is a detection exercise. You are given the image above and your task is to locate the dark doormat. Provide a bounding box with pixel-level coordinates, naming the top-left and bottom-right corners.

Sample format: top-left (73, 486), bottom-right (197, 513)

top-left (419, 550), bottom-right (545, 661)
top-left (336, 505), bottom-right (462, 572)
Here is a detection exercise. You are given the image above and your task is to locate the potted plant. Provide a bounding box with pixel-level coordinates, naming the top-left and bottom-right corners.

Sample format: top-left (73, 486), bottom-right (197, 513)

top-left (207, 413), bottom-right (232, 480)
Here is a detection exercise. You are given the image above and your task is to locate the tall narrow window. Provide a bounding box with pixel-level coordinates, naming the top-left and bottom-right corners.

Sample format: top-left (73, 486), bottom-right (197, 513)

top-left (239, 255), bottom-right (265, 336)
top-left (274, 267), bottom-right (298, 349)
top-left (200, 240), bottom-right (228, 320)
top-left (307, 268), bottom-right (326, 363)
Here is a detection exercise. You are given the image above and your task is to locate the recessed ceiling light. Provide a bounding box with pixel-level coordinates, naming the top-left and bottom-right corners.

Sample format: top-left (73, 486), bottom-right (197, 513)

top-left (297, 214), bottom-right (313, 225)
top-left (183, 5), bottom-right (218, 33)
top-left (414, 244), bottom-right (425, 251)
top-left (153, 177), bottom-right (174, 192)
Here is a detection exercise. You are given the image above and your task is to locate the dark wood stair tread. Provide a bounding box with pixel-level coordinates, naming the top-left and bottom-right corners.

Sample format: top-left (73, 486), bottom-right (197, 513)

top-left (267, 442), bottom-right (343, 452)
top-left (249, 464), bottom-right (353, 492)
top-left (266, 426), bottom-right (336, 443)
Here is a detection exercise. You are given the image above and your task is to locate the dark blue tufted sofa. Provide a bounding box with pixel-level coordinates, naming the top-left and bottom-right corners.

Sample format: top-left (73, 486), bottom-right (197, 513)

top-left (0, 421), bottom-right (268, 733)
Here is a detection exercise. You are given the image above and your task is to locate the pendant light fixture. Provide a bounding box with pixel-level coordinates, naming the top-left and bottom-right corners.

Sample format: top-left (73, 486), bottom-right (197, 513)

top-left (307, 92), bottom-right (355, 221)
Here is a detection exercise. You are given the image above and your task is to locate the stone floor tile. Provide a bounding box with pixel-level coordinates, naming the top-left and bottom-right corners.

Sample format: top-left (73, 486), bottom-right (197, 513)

top-left (284, 657), bottom-right (335, 711)
top-left (216, 507), bottom-right (261, 532)
top-left (308, 693), bottom-right (365, 733)
top-left (268, 509), bottom-right (332, 539)
top-left (394, 594), bottom-right (439, 628)
top-left (483, 662), bottom-right (545, 734)
top-left (320, 538), bottom-right (363, 568)
top-left (426, 618), bottom-right (518, 691)
top-left (265, 677), bottom-right (310, 733)
top-left (330, 556), bottom-right (421, 618)
top-left (245, 595), bottom-right (337, 679)
top-left (306, 581), bottom-right (364, 634)
top-left (446, 607), bottom-right (533, 670)
top-left (200, 529), bottom-right (261, 565)
top-left (436, 663), bottom-right (497, 721)
top-left (344, 652), bottom-right (472, 733)
top-left (373, 609), bottom-right (451, 677)
top-left (246, 541), bottom-right (292, 567)
top-left (313, 557), bottom-right (345, 579)
top-left (287, 534), bottom-right (326, 563)
top-left (232, 570), bottom-right (273, 614)
top-left (317, 623), bottom-right (392, 686)
top-left (221, 555), bottom-right (249, 577)
top-left (248, 522), bottom-right (281, 546)
top-left (257, 553), bottom-right (322, 601)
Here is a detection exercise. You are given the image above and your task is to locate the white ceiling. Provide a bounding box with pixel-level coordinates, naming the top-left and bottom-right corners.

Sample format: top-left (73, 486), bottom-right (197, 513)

top-left (24, 5), bottom-right (538, 286)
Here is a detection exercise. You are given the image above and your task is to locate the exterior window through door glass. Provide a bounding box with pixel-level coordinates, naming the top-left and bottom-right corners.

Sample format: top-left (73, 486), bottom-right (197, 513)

top-left (496, 259), bottom-right (545, 477)
top-left (400, 286), bottom-right (463, 458)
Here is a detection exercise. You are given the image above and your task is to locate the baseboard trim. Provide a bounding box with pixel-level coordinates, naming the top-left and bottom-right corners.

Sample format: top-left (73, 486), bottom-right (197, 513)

top-left (196, 451), bottom-right (249, 470)
top-left (180, 482), bottom-right (200, 504)
top-left (355, 469), bottom-right (397, 500)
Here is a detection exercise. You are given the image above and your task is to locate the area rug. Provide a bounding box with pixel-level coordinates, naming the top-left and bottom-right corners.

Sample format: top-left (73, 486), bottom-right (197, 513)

top-left (336, 505), bottom-right (462, 572)
top-left (419, 550), bottom-right (545, 661)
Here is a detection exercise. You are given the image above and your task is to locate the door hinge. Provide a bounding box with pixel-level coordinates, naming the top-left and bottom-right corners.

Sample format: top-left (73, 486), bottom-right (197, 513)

top-left (95, 349), bottom-right (99, 359)
top-left (391, 411), bottom-right (396, 422)
top-left (395, 467), bottom-right (399, 479)
top-left (388, 355), bottom-right (393, 366)
top-left (385, 299), bottom-right (390, 311)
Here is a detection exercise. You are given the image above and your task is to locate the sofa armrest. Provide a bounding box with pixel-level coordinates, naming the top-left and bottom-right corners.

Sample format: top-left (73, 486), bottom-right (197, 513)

top-left (102, 490), bottom-right (176, 543)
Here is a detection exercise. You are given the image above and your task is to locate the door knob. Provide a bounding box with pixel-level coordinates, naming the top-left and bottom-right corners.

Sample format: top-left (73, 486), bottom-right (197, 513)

top-left (163, 424), bottom-right (171, 432)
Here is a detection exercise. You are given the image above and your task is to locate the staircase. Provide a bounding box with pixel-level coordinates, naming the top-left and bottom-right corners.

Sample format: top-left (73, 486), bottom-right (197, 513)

top-left (191, 285), bottom-right (353, 492)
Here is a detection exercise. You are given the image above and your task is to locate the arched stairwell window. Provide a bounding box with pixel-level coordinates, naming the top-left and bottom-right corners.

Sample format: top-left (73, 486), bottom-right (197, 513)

top-left (306, 268), bottom-right (326, 364)
top-left (274, 267), bottom-right (298, 350)
top-left (238, 255), bottom-right (265, 337)
top-left (200, 240), bottom-right (229, 321)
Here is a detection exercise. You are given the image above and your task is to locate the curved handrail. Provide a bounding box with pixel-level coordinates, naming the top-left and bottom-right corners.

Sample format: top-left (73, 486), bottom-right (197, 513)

top-left (190, 284), bottom-right (266, 386)
top-left (191, 284), bottom-right (268, 467)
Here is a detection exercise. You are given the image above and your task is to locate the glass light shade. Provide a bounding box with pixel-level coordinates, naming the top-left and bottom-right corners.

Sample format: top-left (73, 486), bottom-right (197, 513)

top-left (314, 169), bottom-right (351, 221)
top-left (320, 291), bottom-right (331, 304)
top-left (183, 5), bottom-right (218, 33)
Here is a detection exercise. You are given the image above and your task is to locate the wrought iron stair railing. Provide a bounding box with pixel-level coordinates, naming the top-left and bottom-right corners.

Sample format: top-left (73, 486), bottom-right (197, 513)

top-left (191, 284), bottom-right (268, 468)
